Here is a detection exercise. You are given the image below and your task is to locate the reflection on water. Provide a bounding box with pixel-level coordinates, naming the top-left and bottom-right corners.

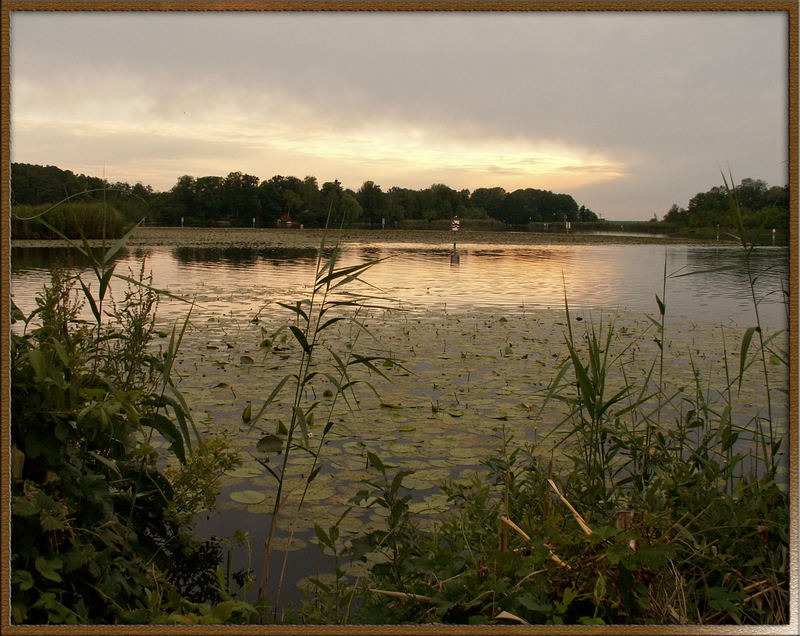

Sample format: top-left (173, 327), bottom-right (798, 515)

top-left (11, 246), bottom-right (131, 273)
top-left (173, 246), bottom-right (318, 266)
top-left (10, 242), bottom-right (790, 328)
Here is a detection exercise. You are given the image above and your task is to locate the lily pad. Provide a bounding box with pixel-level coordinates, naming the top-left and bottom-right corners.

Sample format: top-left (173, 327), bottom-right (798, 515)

top-left (268, 536), bottom-right (308, 552)
top-left (257, 435), bottom-right (284, 454)
top-left (230, 490), bottom-right (267, 505)
top-left (225, 465), bottom-right (263, 478)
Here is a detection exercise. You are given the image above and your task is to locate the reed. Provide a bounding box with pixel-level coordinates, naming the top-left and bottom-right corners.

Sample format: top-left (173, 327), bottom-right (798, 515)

top-left (323, 188), bottom-right (789, 625)
top-left (243, 210), bottom-right (400, 619)
top-left (11, 200), bottom-right (131, 239)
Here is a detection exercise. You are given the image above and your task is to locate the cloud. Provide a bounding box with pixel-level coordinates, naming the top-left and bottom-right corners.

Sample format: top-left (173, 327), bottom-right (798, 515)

top-left (10, 10), bottom-right (788, 219)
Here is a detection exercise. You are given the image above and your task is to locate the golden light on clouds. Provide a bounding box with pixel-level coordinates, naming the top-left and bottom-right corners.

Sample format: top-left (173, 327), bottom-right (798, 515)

top-left (271, 125), bottom-right (629, 190)
top-left (13, 107), bottom-right (627, 193)
top-left (11, 72), bottom-right (628, 191)
top-left (9, 11), bottom-right (787, 219)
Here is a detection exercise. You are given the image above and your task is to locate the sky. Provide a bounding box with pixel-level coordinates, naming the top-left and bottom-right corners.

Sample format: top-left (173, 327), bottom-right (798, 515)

top-left (9, 8), bottom-right (790, 221)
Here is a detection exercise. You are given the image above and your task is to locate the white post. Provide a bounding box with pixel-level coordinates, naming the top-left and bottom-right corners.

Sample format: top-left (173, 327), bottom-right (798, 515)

top-left (181, 216), bottom-right (184, 228)
top-left (252, 217), bottom-right (256, 228)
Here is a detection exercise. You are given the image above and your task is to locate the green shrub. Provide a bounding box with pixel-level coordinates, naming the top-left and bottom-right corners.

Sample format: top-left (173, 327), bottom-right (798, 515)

top-left (10, 266), bottom-right (253, 623)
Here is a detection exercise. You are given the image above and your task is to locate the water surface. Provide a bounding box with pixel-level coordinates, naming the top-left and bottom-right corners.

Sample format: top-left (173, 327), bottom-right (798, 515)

top-left (11, 242), bottom-right (790, 328)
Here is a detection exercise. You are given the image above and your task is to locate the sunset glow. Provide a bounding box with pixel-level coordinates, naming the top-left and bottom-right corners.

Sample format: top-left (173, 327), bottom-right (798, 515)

top-left (9, 11), bottom-right (787, 219)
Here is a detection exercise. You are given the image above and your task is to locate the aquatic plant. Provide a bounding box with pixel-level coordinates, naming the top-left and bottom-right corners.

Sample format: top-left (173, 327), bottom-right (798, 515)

top-left (322, 189), bottom-right (790, 625)
top-left (243, 213), bottom-right (400, 618)
top-left (12, 197), bottom-right (132, 240)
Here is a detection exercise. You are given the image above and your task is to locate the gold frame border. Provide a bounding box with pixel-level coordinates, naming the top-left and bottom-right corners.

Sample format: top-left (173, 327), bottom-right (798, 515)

top-left (1, 2), bottom-right (797, 634)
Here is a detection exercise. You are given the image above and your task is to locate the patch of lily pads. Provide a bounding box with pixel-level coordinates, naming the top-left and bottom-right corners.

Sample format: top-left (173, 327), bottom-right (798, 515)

top-left (150, 298), bottom-right (788, 591)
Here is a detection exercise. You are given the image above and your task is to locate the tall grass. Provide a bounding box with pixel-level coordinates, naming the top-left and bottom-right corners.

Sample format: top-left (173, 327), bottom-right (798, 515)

top-left (10, 197), bottom-right (267, 624)
top-left (243, 212), bottom-right (400, 619)
top-left (11, 201), bottom-right (131, 239)
top-left (309, 175), bottom-right (790, 626)
top-left (332, 271), bottom-right (789, 624)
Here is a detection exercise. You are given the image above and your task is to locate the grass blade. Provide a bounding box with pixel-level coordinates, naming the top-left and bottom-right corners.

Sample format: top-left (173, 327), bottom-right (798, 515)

top-left (738, 326), bottom-right (758, 394)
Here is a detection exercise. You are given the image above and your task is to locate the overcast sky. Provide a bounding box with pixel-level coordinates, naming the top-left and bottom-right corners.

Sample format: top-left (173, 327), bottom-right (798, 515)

top-left (10, 8), bottom-right (789, 220)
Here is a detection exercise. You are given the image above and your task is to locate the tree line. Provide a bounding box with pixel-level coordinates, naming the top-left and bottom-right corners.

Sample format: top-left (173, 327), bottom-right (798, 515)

top-left (10, 163), bottom-right (598, 229)
top-left (11, 163), bottom-right (787, 232)
top-left (663, 177), bottom-right (789, 230)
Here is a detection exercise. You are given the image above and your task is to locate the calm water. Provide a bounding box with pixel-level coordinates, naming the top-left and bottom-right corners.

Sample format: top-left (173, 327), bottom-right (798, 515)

top-left (11, 242), bottom-right (790, 328)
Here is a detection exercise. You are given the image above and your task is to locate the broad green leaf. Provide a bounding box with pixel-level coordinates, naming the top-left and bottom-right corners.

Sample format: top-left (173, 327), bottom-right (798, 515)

top-left (142, 412), bottom-right (185, 464)
top-left (277, 301), bottom-right (309, 323)
top-left (98, 264), bottom-right (117, 303)
top-left (366, 451), bottom-right (385, 472)
top-left (294, 406), bottom-right (310, 445)
top-left (12, 569), bottom-right (35, 591)
top-left (27, 349), bottom-right (47, 380)
top-left (307, 465), bottom-right (322, 485)
top-left (88, 451), bottom-right (122, 478)
top-left (78, 278), bottom-right (101, 323)
top-left (35, 556), bottom-right (63, 583)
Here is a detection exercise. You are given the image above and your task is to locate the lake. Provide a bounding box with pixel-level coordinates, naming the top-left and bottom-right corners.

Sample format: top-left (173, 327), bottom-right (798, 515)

top-left (10, 239), bottom-right (790, 328)
top-left (9, 231), bottom-right (791, 612)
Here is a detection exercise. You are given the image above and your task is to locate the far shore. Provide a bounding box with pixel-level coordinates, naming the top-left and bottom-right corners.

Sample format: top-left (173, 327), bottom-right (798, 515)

top-left (11, 225), bottom-right (732, 250)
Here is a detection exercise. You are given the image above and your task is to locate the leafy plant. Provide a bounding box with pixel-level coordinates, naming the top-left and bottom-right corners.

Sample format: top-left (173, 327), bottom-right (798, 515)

top-left (336, 205), bottom-right (789, 625)
top-left (243, 214), bottom-right (400, 617)
top-left (10, 199), bottom-right (248, 624)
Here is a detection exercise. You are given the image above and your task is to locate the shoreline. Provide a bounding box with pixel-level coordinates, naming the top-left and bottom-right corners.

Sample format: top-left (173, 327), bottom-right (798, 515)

top-left (11, 226), bottom-right (733, 250)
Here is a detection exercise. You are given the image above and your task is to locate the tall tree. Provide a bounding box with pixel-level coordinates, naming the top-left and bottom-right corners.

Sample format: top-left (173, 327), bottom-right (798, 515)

top-left (223, 171), bottom-right (260, 225)
top-left (356, 181), bottom-right (388, 225)
top-left (470, 187), bottom-right (506, 219)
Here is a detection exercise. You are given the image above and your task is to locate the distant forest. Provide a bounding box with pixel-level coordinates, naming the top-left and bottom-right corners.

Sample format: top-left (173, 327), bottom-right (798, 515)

top-left (9, 163), bottom-right (598, 229)
top-left (663, 178), bottom-right (789, 231)
top-left (10, 162), bottom-right (789, 232)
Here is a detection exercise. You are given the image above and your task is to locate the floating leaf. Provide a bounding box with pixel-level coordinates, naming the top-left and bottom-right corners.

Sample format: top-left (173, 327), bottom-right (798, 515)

top-left (230, 490), bottom-right (267, 505)
top-left (225, 465), bottom-right (263, 478)
top-left (240, 355), bottom-right (255, 365)
top-left (257, 435), bottom-right (283, 454)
